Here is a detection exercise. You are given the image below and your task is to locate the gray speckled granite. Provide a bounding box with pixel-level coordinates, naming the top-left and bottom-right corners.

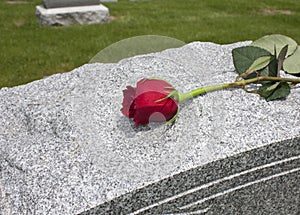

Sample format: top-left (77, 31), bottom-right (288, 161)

top-left (0, 41), bottom-right (299, 215)
top-left (43, 0), bottom-right (100, 9)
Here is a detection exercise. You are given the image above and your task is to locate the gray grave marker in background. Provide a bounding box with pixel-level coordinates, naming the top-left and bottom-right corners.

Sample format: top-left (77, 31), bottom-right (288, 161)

top-left (100, 0), bottom-right (118, 2)
top-left (36, 0), bottom-right (109, 26)
top-left (43, 0), bottom-right (101, 8)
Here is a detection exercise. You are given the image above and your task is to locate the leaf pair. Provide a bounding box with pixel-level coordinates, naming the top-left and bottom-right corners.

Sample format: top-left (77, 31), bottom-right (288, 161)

top-left (232, 34), bottom-right (300, 101)
top-left (232, 46), bottom-right (272, 78)
top-left (251, 34), bottom-right (300, 75)
top-left (257, 82), bottom-right (290, 102)
top-left (232, 34), bottom-right (299, 76)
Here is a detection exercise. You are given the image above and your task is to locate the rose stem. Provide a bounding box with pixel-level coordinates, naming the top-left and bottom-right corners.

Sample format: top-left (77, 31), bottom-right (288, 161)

top-left (180, 76), bottom-right (300, 103)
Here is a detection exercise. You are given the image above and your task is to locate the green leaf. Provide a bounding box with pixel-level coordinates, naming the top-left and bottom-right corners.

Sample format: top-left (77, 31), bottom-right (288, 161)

top-left (251, 34), bottom-right (297, 57)
top-left (257, 82), bottom-right (280, 98)
top-left (255, 45), bottom-right (288, 78)
top-left (267, 82), bottom-right (291, 101)
top-left (232, 46), bottom-right (272, 75)
top-left (258, 82), bottom-right (291, 101)
top-left (277, 45), bottom-right (288, 74)
top-left (258, 67), bottom-right (270, 76)
top-left (257, 57), bottom-right (278, 80)
top-left (283, 46), bottom-right (300, 74)
top-left (267, 58), bottom-right (278, 77)
top-left (246, 55), bottom-right (273, 73)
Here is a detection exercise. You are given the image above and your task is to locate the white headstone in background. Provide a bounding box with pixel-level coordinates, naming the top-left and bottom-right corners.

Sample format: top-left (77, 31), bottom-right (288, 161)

top-left (100, 0), bottom-right (118, 2)
top-left (43, 0), bottom-right (101, 8)
top-left (36, 0), bottom-right (109, 26)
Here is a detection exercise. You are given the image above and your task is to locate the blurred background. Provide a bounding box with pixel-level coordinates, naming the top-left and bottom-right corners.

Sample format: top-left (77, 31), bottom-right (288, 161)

top-left (0, 0), bottom-right (299, 88)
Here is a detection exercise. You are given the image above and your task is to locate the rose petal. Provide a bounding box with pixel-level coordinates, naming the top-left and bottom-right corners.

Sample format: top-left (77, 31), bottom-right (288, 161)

top-left (133, 92), bottom-right (178, 125)
top-left (121, 85), bottom-right (136, 118)
top-left (135, 79), bottom-right (174, 97)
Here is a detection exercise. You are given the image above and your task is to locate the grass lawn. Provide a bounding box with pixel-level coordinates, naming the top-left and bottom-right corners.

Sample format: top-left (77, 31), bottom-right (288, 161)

top-left (1, 0), bottom-right (300, 88)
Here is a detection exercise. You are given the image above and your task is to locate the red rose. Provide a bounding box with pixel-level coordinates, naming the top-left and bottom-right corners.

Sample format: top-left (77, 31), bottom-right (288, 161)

top-left (121, 78), bottom-right (179, 126)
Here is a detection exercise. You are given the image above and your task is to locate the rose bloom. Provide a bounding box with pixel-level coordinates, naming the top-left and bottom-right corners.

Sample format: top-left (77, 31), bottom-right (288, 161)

top-left (121, 78), bottom-right (178, 126)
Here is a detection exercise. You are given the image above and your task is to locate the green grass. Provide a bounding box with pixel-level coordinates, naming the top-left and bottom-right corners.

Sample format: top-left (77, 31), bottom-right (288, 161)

top-left (1, 0), bottom-right (300, 88)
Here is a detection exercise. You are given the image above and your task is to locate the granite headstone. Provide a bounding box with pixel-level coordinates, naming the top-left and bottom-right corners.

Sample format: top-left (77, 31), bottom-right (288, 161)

top-left (0, 42), bottom-right (299, 214)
